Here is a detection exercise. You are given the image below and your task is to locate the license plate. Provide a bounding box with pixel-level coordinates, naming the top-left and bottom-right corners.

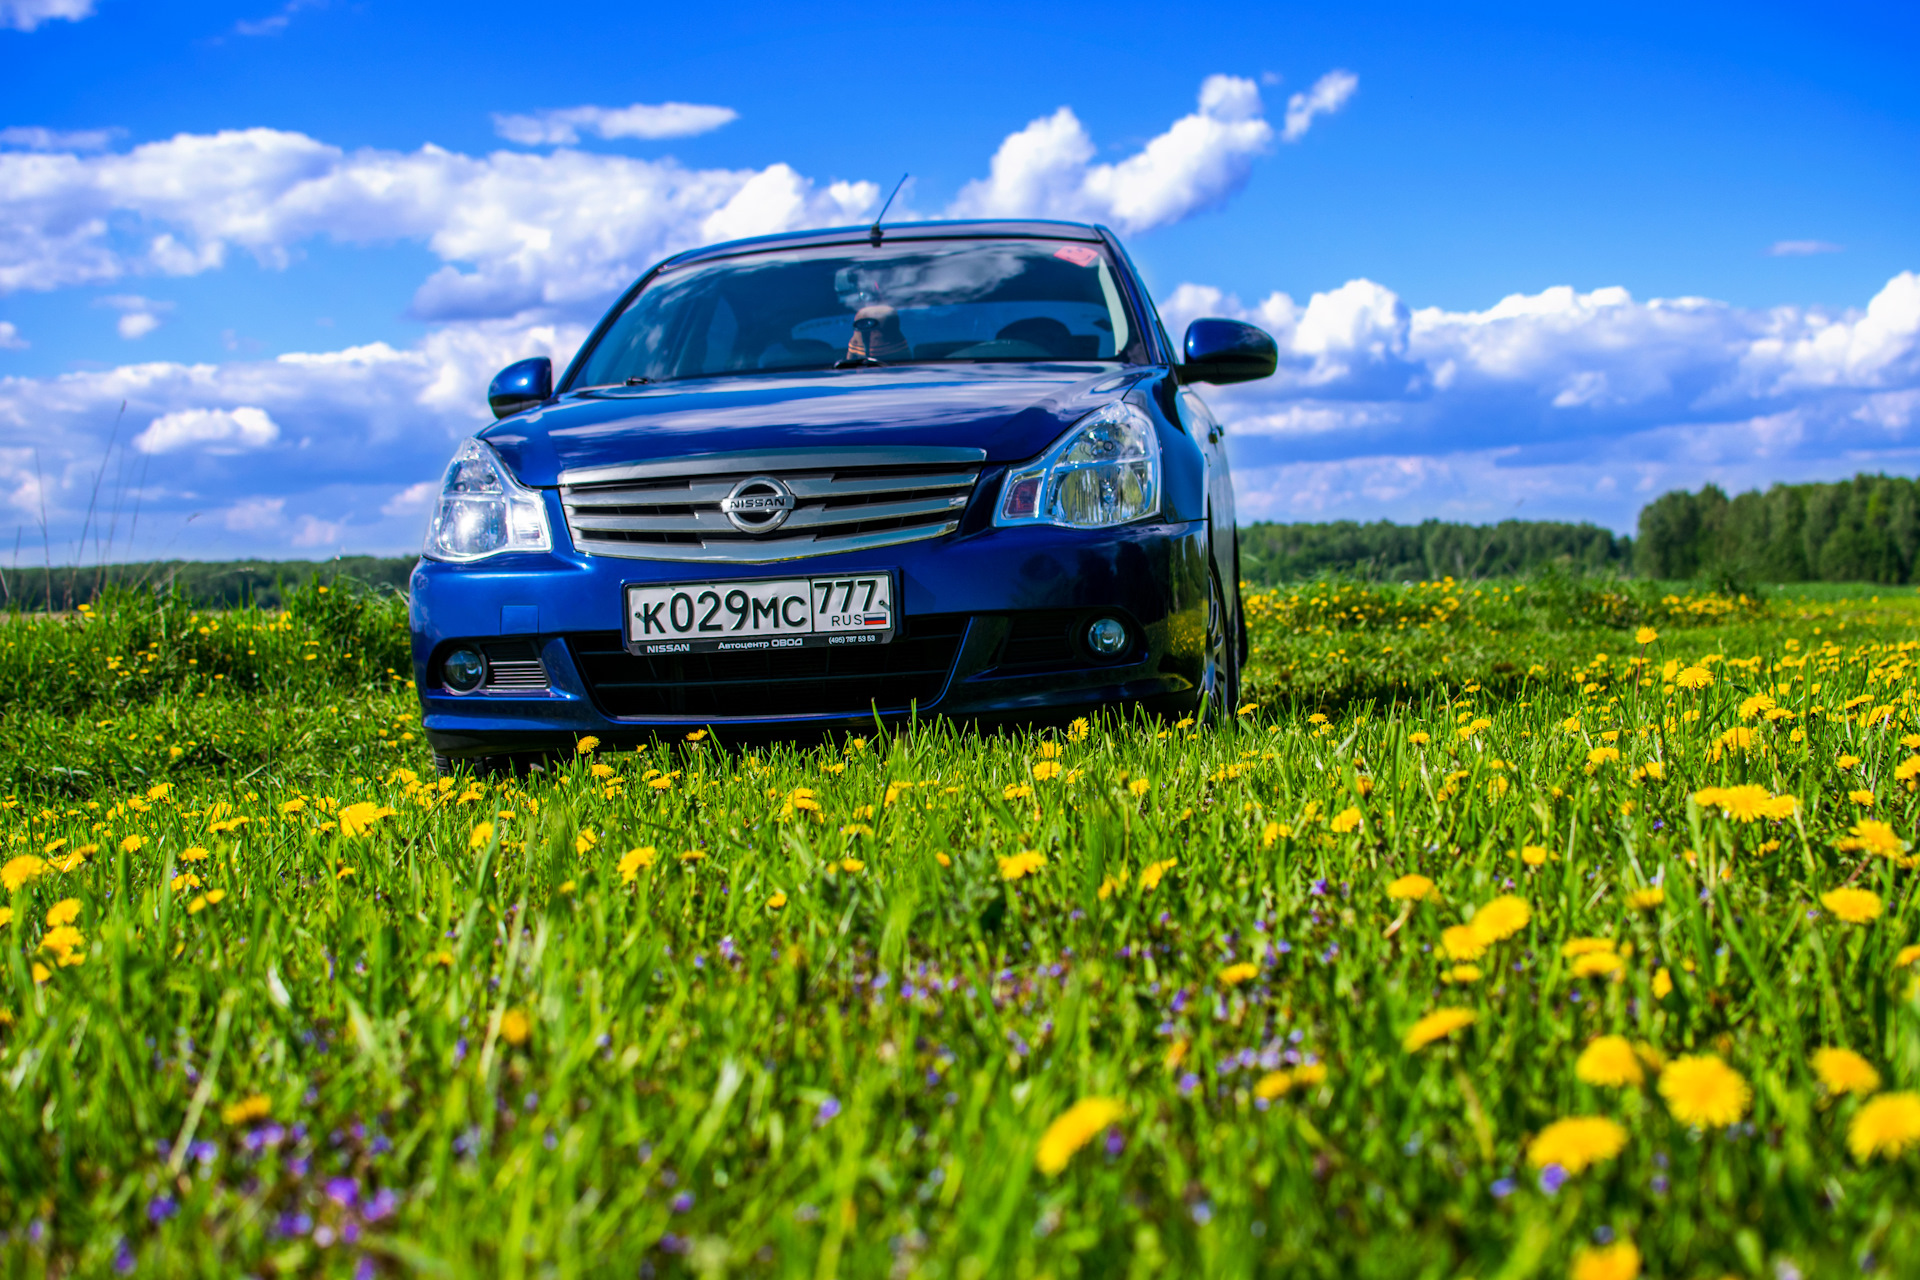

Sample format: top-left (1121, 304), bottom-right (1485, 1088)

top-left (624, 573), bottom-right (895, 655)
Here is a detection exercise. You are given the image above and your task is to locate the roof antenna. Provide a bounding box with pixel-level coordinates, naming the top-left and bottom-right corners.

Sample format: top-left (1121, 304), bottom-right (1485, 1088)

top-left (869, 173), bottom-right (909, 246)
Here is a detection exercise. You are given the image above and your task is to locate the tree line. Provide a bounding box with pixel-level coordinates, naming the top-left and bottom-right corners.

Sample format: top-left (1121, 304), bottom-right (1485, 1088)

top-left (4, 472), bottom-right (1917, 608)
top-left (1633, 474), bottom-right (1920, 585)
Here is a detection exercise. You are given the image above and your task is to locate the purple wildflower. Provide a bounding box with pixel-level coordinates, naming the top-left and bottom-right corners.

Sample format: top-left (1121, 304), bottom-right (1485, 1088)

top-left (816, 1096), bottom-right (842, 1126)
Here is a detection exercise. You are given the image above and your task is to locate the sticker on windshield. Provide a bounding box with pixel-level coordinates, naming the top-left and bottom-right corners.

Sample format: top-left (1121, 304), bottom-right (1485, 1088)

top-left (1053, 245), bottom-right (1100, 267)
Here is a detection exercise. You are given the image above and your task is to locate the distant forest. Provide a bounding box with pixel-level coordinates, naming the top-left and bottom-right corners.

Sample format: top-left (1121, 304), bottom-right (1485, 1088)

top-left (1237, 519), bottom-right (1631, 584)
top-left (1635, 474), bottom-right (1920, 585)
top-left (0, 557), bottom-right (414, 612)
top-left (5, 472), bottom-right (1920, 610)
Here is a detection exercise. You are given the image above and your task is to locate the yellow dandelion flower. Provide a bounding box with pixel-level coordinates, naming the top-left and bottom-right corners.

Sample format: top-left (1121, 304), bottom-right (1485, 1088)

top-left (1837, 753), bottom-right (1862, 770)
top-left (1035, 741), bottom-right (1064, 759)
top-left (1219, 962), bottom-right (1258, 987)
top-left (1628, 886), bottom-right (1665, 910)
top-left (221, 1094), bottom-right (271, 1126)
top-left (278, 799), bottom-right (305, 815)
top-left (1520, 844), bottom-right (1550, 866)
top-left (1822, 887), bottom-right (1882, 924)
top-left (1572, 951), bottom-right (1624, 978)
top-left (1128, 778), bottom-right (1151, 797)
top-left (1254, 1071), bottom-right (1294, 1100)
top-left (1575, 1035), bottom-right (1645, 1087)
top-left (685, 729), bottom-right (707, 742)
top-left (998, 851), bottom-right (1046, 881)
top-left (1570, 1240), bottom-right (1641, 1280)
top-left (44, 898), bottom-right (80, 928)
top-left (1387, 874), bottom-right (1435, 901)
top-left (1003, 783), bottom-right (1033, 801)
top-left (1848, 1092), bottom-right (1920, 1161)
top-left (1659, 1053), bottom-right (1750, 1127)
top-left (1760, 793), bottom-right (1800, 820)
top-left (1526, 1115), bottom-right (1628, 1173)
top-left (574, 829), bottom-right (598, 855)
top-left (1849, 789), bottom-right (1876, 807)
top-left (1811, 1047), bottom-right (1881, 1096)
top-left (1696, 784), bottom-right (1771, 822)
top-left (1635, 627), bottom-right (1658, 645)
top-left (170, 872), bottom-right (202, 892)
top-left (1066, 717), bottom-right (1091, 741)
top-left (1895, 943), bottom-right (1920, 969)
top-left (498, 1008), bottom-right (532, 1046)
top-left (1561, 937), bottom-right (1617, 958)
top-left (469, 822), bottom-right (494, 850)
top-left (2, 855), bottom-right (47, 892)
top-left (1652, 967), bottom-right (1674, 999)
top-left (119, 834), bottom-right (145, 854)
top-left (1470, 894), bottom-right (1531, 945)
top-left (1139, 858), bottom-right (1177, 891)
top-left (1444, 964), bottom-right (1483, 984)
top-left (1675, 666), bottom-right (1713, 690)
top-left (1586, 746), bottom-right (1621, 770)
top-left (590, 762), bottom-right (614, 779)
top-left (680, 849), bottom-right (707, 864)
top-left (767, 891), bottom-right (787, 910)
top-left (1839, 820), bottom-right (1907, 859)
top-left (575, 736), bottom-right (600, 754)
top-left (1035, 1097), bottom-right (1125, 1175)
top-left (1307, 713), bottom-right (1329, 725)
top-left (1402, 1007), bottom-right (1476, 1052)
top-left (180, 846), bottom-right (210, 863)
top-left (1031, 761), bottom-right (1063, 781)
top-left (1330, 806), bottom-right (1363, 834)
top-left (839, 857), bottom-right (865, 874)
top-left (338, 801), bottom-right (396, 837)
top-left (1409, 731), bottom-right (1431, 745)
top-left (1441, 925), bottom-right (1486, 961)
top-left (618, 846), bottom-right (656, 883)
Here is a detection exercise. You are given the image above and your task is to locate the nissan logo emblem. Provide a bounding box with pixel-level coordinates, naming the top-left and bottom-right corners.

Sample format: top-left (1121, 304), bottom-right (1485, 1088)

top-left (719, 475), bottom-right (797, 534)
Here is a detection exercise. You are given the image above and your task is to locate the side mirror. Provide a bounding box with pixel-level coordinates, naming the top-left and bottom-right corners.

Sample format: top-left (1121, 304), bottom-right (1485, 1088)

top-left (488, 357), bottom-right (552, 419)
top-left (1179, 319), bottom-right (1277, 385)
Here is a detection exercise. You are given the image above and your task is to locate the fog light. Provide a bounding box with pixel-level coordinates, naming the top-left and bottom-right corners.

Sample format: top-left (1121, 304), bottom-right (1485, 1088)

top-left (443, 647), bottom-right (486, 692)
top-left (1086, 616), bottom-right (1128, 657)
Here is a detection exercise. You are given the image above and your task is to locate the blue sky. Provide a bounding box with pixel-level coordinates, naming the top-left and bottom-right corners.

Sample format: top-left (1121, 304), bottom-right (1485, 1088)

top-left (2, 0), bottom-right (1918, 559)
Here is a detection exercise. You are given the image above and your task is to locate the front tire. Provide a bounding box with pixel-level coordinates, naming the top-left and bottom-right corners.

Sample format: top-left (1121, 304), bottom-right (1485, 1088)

top-left (1200, 563), bottom-right (1241, 723)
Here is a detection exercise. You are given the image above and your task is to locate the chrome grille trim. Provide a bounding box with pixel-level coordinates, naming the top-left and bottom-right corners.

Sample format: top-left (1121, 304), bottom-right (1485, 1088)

top-left (558, 446), bottom-right (986, 564)
top-left (480, 641), bottom-right (551, 692)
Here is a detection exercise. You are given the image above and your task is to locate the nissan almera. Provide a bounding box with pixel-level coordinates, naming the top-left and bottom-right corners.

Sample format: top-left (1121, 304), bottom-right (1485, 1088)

top-left (410, 219), bottom-right (1276, 769)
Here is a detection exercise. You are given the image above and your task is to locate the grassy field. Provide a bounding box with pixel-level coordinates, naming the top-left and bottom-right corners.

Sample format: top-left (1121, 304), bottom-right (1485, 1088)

top-left (3, 575), bottom-right (1920, 1277)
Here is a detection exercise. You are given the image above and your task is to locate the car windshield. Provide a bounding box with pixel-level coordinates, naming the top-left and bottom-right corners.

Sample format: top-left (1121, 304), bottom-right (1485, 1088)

top-left (567, 238), bottom-right (1144, 387)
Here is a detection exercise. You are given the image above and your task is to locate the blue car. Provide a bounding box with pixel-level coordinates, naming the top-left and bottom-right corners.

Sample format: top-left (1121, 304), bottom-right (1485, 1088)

top-left (411, 218), bottom-right (1276, 768)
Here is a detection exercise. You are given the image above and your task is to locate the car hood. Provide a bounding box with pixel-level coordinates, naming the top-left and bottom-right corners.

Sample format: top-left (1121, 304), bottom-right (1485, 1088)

top-left (481, 364), bottom-right (1154, 486)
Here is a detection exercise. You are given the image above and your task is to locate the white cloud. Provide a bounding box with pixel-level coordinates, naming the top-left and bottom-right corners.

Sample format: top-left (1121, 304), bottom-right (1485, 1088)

top-left (223, 496), bottom-right (284, 531)
top-left (234, 1), bottom-right (317, 37)
top-left (1282, 70), bottom-right (1359, 143)
top-left (96, 292), bottom-right (173, 339)
top-left (381, 479), bottom-right (437, 517)
top-left (0, 0), bottom-right (92, 32)
top-left (0, 321), bottom-right (24, 350)
top-left (291, 513), bottom-right (342, 547)
top-left (948, 74), bottom-right (1280, 234)
top-left (134, 405), bottom-right (281, 454)
top-left (1768, 240), bottom-right (1843, 257)
top-left (1155, 269), bottom-right (1920, 528)
top-left (0, 76), bottom-right (1300, 323)
top-left (493, 102), bottom-right (739, 146)
top-left (0, 125), bottom-right (118, 151)
top-left (0, 127), bottom-right (877, 320)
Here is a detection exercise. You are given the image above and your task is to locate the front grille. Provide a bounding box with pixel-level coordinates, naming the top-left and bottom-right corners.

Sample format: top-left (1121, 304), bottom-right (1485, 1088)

top-left (482, 640), bottom-right (550, 691)
top-left (558, 446), bottom-right (986, 564)
top-left (565, 615), bottom-right (968, 719)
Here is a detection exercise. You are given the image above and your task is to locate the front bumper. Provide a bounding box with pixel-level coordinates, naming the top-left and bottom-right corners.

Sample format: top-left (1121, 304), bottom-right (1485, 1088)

top-left (411, 518), bottom-right (1210, 756)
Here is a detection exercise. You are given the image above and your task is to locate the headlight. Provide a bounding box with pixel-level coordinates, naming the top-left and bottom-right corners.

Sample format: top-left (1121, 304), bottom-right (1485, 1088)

top-left (424, 438), bottom-right (552, 562)
top-left (995, 401), bottom-right (1160, 529)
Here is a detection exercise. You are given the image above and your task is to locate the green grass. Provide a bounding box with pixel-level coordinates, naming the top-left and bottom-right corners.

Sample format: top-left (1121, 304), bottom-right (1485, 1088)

top-left (3, 577), bottom-right (1920, 1277)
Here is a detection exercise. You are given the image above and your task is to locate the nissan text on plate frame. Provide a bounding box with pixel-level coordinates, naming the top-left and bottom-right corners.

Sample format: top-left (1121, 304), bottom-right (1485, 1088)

top-left (409, 219), bottom-right (1277, 768)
